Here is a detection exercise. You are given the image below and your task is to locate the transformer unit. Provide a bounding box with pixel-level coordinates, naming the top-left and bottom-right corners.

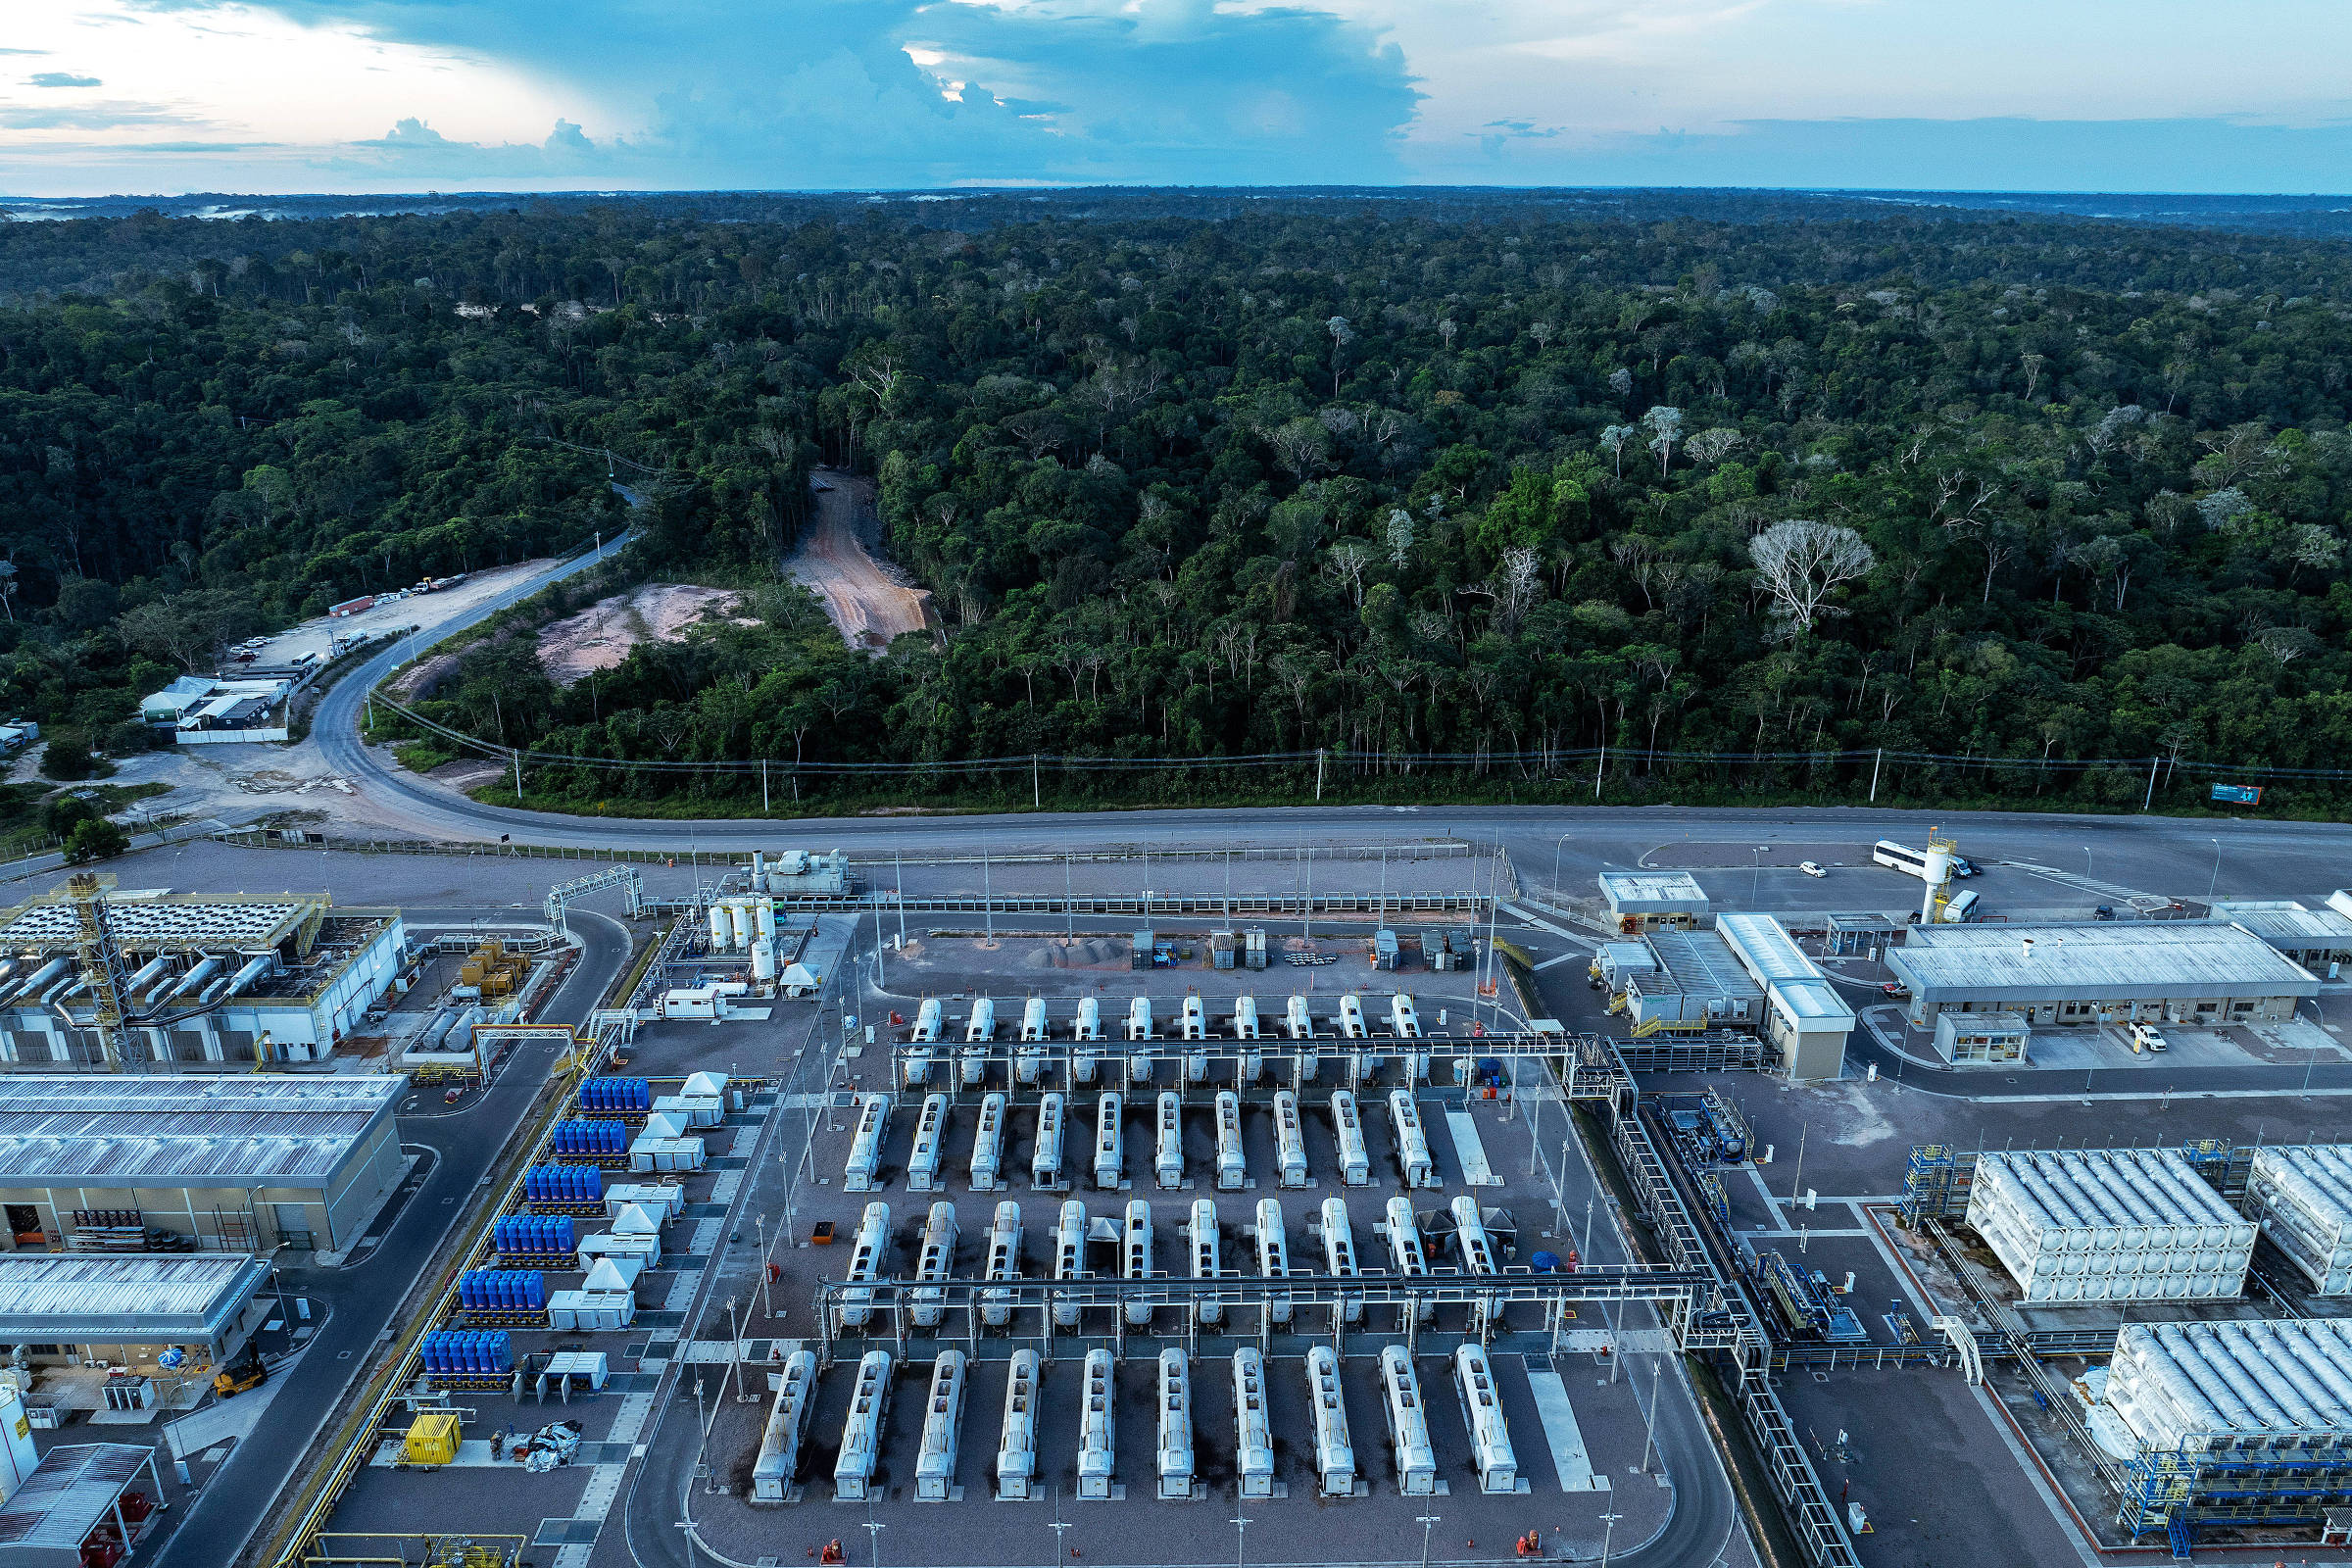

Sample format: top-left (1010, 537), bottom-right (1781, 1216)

top-left (1455, 1345), bottom-right (1519, 1494)
top-left (970, 1093), bottom-right (1008, 1190)
top-left (1123, 1200), bottom-right (1155, 1327)
top-left (1250, 1200), bottom-right (1293, 1326)
top-left (911, 1201), bottom-right (958, 1329)
top-left (1214, 1091), bottom-right (1247, 1190)
top-left (1380, 1347), bottom-right (1438, 1495)
top-left (1157, 1348), bottom-right (1196, 1500)
top-left (1053, 1200), bottom-right (1088, 1329)
top-left (843, 1094), bottom-right (889, 1192)
top-left (1234, 996), bottom-right (1261, 1040)
top-left (752, 1348), bottom-right (819, 1502)
top-left (1390, 1091), bottom-right (1436, 1188)
top-left (833, 1350), bottom-right (893, 1499)
top-left (1331, 1091), bottom-right (1372, 1186)
top-left (1032, 1093), bottom-right (1066, 1189)
top-left (840, 1202), bottom-right (890, 1331)
top-left (915, 1349), bottom-right (969, 1501)
top-left (982, 1200), bottom-right (1023, 1328)
top-left (1076, 1348), bottom-right (1117, 1499)
top-left (1384, 1197), bottom-right (1434, 1322)
top-left (1390, 995), bottom-right (1422, 1040)
top-left (1181, 995), bottom-right (1207, 1040)
top-left (1127, 997), bottom-right (1154, 1042)
top-left (1285, 995), bottom-right (1315, 1041)
top-left (1305, 1345), bottom-right (1357, 1496)
top-left (1095, 1093), bottom-right (1125, 1190)
top-left (1318, 1198), bottom-right (1363, 1325)
top-left (998, 1348), bottom-right (1041, 1499)
top-left (906, 998), bottom-right (942, 1087)
top-left (1155, 1092), bottom-right (1185, 1188)
top-left (1233, 1348), bottom-right (1276, 1498)
top-left (1190, 1200), bottom-right (1224, 1328)
top-left (907, 1093), bottom-right (949, 1192)
top-left (1273, 1091), bottom-right (1309, 1188)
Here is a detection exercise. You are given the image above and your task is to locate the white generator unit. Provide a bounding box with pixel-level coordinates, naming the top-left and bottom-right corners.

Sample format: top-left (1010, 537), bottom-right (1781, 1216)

top-left (1155, 1092), bottom-right (1185, 1188)
top-left (1032, 1092), bottom-right (1066, 1189)
top-left (1214, 1091), bottom-right (1247, 1190)
top-left (1252, 1199), bottom-right (1293, 1326)
top-left (1390, 1091), bottom-right (1436, 1188)
top-left (751, 1348), bottom-right (818, 1502)
top-left (1123, 1200), bottom-right (1154, 1327)
top-left (907, 1093), bottom-right (949, 1193)
top-left (1332, 1091), bottom-right (1371, 1186)
top-left (1095, 1093), bottom-right (1125, 1190)
top-left (1190, 1199), bottom-right (1223, 1328)
top-left (1273, 1091), bottom-right (1309, 1188)
top-left (843, 1094), bottom-right (889, 1192)
top-left (1233, 1348), bottom-right (1276, 1498)
top-left (1455, 1344), bottom-right (1519, 1494)
top-left (1318, 1197), bottom-right (1363, 1324)
top-left (1384, 1196), bottom-right (1434, 1322)
top-left (1156, 1348), bottom-right (1196, 1500)
top-left (982, 1200), bottom-right (1023, 1328)
top-left (1053, 1200), bottom-right (1088, 1329)
top-left (839, 1202), bottom-right (889, 1331)
top-left (914, 1349), bottom-right (968, 1501)
top-left (1076, 1348), bottom-right (1117, 1499)
top-left (911, 1201), bottom-right (958, 1329)
top-left (1305, 1345), bottom-right (1356, 1496)
top-left (969, 1093), bottom-right (1008, 1190)
top-left (833, 1350), bottom-right (893, 1499)
top-left (1380, 1346), bottom-right (1438, 1495)
top-left (1966, 1149), bottom-right (2255, 1303)
top-left (998, 1348), bottom-right (1041, 1499)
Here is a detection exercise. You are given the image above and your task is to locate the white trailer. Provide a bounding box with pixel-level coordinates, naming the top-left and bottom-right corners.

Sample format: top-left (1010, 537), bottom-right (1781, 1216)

top-left (982, 1200), bottom-right (1023, 1328)
top-left (1250, 1199), bottom-right (1292, 1325)
top-left (907, 1093), bottom-right (949, 1192)
top-left (833, 1350), bottom-right (893, 1499)
top-left (1076, 1348), bottom-right (1117, 1499)
top-left (751, 1348), bottom-right (818, 1502)
top-left (1332, 1091), bottom-right (1372, 1186)
top-left (914, 1349), bottom-right (968, 1500)
top-left (1215, 1091), bottom-right (1247, 1190)
top-left (1095, 1093), bottom-right (1125, 1190)
top-left (911, 1200), bottom-right (958, 1329)
top-left (1384, 1196), bottom-right (1434, 1322)
top-left (1032, 1092), bottom-right (1066, 1189)
top-left (1190, 1199), bottom-right (1224, 1328)
top-left (1390, 1091), bottom-right (1437, 1188)
top-left (1273, 1091), bottom-right (1309, 1188)
top-left (1155, 1092), bottom-right (1185, 1188)
top-left (1306, 1345), bottom-right (1356, 1496)
top-left (969, 1092), bottom-right (1008, 1189)
top-left (840, 1202), bottom-right (890, 1331)
top-left (1455, 1345), bottom-right (1519, 1494)
top-left (1123, 1200), bottom-right (1155, 1327)
top-left (998, 1348), bottom-right (1041, 1499)
top-left (1157, 1348), bottom-right (1196, 1500)
top-left (1233, 1348), bottom-right (1276, 1498)
top-left (843, 1094), bottom-right (889, 1192)
top-left (1053, 1200), bottom-right (1088, 1329)
top-left (1318, 1198), bottom-right (1363, 1325)
top-left (1380, 1346), bottom-right (1439, 1495)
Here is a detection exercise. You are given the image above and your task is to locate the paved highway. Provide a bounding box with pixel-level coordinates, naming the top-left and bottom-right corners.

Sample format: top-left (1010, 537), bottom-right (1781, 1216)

top-left (151, 906), bottom-right (633, 1568)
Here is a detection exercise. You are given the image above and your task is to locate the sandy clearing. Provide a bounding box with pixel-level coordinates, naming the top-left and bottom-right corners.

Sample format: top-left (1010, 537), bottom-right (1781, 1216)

top-left (786, 467), bottom-right (938, 653)
top-left (242, 557), bottom-right (562, 668)
top-left (534, 583), bottom-right (756, 685)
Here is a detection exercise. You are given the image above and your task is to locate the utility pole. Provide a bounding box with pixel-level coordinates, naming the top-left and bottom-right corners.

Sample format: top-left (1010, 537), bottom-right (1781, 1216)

top-left (1033, 754), bottom-right (1042, 810)
top-left (983, 851), bottom-right (995, 943)
top-left (2143, 754), bottom-right (2159, 810)
top-left (1315, 748), bottom-right (1326, 802)
top-left (1869, 747), bottom-right (1882, 803)
top-left (513, 748), bottom-right (524, 802)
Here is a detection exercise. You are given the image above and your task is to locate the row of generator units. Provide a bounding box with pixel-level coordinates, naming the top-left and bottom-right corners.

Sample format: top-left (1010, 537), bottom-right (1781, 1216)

top-left (829, 1193), bottom-right (1520, 1335)
top-left (901, 993), bottom-right (1458, 1080)
top-left (576, 1071), bottom-right (736, 1125)
top-left (846, 1088), bottom-right (1450, 1196)
top-left (1964, 1148), bottom-right (2256, 1303)
top-left (755, 1342), bottom-right (1527, 1505)
top-left (548, 1116), bottom-right (709, 1174)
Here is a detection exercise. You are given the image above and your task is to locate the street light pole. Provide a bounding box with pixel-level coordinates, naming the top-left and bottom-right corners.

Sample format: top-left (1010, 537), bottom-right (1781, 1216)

top-left (1415, 1513), bottom-right (1441, 1568)
top-left (1598, 1510), bottom-right (1622, 1568)
top-left (1551, 830), bottom-right (1572, 902)
top-left (1231, 1515), bottom-right (1251, 1568)
top-left (2208, 838), bottom-right (2222, 899)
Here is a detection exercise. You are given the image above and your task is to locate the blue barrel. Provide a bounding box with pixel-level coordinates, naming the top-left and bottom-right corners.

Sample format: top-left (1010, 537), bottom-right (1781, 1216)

top-left (519, 1272), bottom-right (545, 1308)
top-left (494, 1272), bottom-right (514, 1309)
top-left (488, 1331), bottom-right (512, 1372)
top-left (608, 1120), bottom-right (625, 1152)
top-left (1531, 1250), bottom-right (1561, 1273)
top-left (582, 1166), bottom-right (603, 1199)
top-left (421, 1334), bottom-right (440, 1372)
top-left (553, 1216), bottom-right (575, 1251)
top-left (457, 1274), bottom-right (473, 1309)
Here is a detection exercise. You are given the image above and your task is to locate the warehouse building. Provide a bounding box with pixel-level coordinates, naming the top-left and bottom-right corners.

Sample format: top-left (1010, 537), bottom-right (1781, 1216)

top-left (2245, 1145), bottom-right (2352, 1296)
top-left (0, 1253), bottom-right (273, 1371)
top-left (0, 889), bottom-right (405, 1068)
top-left (1596, 872), bottom-right (1708, 931)
top-left (1886, 921), bottom-right (2319, 1030)
top-left (1622, 930), bottom-right (1760, 1031)
top-left (1716, 912), bottom-right (1856, 1082)
top-left (2204, 900), bottom-right (2352, 974)
top-left (1966, 1149), bottom-right (2254, 1304)
top-left (0, 1075), bottom-right (407, 1255)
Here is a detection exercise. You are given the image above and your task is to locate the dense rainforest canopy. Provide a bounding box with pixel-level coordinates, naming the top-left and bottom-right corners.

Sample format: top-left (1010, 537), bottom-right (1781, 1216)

top-left (2, 190), bottom-right (2350, 812)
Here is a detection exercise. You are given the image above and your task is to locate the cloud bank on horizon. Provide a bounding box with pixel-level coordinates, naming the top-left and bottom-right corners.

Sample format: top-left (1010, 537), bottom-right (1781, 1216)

top-left (3, 0), bottom-right (2352, 195)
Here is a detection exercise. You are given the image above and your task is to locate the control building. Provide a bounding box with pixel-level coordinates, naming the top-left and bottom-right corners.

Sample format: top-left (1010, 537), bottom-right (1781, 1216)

top-left (1715, 913), bottom-right (1856, 1082)
top-left (0, 1074), bottom-right (407, 1254)
top-left (2203, 901), bottom-right (2352, 975)
top-left (0, 1253), bottom-right (273, 1371)
top-left (1886, 922), bottom-right (2319, 1031)
top-left (1596, 872), bottom-right (1708, 932)
top-left (0, 889), bottom-right (404, 1067)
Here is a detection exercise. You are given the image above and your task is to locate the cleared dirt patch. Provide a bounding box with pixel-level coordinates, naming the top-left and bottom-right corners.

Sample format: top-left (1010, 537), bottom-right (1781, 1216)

top-left (787, 467), bottom-right (938, 653)
top-left (534, 584), bottom-right (756, 685)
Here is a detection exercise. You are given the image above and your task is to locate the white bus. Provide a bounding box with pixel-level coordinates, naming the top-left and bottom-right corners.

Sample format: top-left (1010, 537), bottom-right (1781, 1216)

top-left (1873, 841), bottom-right (1975, 881)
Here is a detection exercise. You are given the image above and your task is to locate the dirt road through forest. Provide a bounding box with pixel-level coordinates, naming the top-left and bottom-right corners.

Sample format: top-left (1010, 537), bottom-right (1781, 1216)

top-left (786, 467), bottom-right (937, 651)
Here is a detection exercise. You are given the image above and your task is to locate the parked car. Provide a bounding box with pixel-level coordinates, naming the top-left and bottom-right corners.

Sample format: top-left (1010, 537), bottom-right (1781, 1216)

top-left (1880, 981), bottom-right (1909, 998)
top-left (1797, 861), bottom-right (1826, 877)
top-left (2093, 906), bottom-right (2115, 921)
top-left (2129, 1022), bottom-right (2169, 1054)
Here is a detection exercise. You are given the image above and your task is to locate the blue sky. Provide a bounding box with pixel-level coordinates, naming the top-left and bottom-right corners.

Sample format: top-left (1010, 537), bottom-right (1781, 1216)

top-left (1, 0), bottom-right (2350, 194)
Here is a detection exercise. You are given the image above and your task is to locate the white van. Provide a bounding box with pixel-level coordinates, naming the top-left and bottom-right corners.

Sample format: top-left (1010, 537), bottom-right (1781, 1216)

top-left (2129, 1022), bottom-right (2169, 1054)
top-left (1939, 889), bottom-right (1980, 923)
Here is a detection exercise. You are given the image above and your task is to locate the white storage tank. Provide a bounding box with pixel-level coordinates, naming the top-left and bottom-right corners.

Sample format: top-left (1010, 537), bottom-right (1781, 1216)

top-left (2247, 1146), bottom-right (2352, 1296)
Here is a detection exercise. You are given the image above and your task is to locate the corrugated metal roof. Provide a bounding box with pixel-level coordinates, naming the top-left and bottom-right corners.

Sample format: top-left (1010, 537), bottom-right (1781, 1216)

top-left (1716, 912), bottom-right (1821, 983)
top-left (1892, 922), bottom-right (2318, 995)
top-left (0, 895), bottom-right (308, 950)
top-left (2206, 902), bottom-right (2352, 947)
top-left (0, 1446), bottom-right (151, 1551)
top-left (1596, 872), bottom-right (1708, 910)
top-left (0, 1075), bottom-right (403, 1185)
top-left (1768, 978), bottom-right (1854, 1026)
top-left (1646, 930), bottom-right (1762, 1001)
top-left (0, 1253), bottom-right (270, 1338)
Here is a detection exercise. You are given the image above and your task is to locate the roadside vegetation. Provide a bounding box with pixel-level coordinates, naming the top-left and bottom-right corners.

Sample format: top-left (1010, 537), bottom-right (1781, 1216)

top-left (3, 193), bottom-right (2352, 816)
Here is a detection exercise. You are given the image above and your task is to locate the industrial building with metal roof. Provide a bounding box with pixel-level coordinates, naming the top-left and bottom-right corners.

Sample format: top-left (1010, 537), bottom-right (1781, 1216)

top-left (1596, 872), bottom-right (1708, 928)
top-left (1715, 912), bottom-right (1856, 1082)
top-left (0, 1445), bottom-right (166, 1568)
top-left (0, 887), bottom-right (405, 1070)
top-left (1886, 920), bottom-right (2319, 1029)
top-left (2203, 900), bottom-right (2352, 971)
top-left (0, 1253), bottom-right (273, 1368)
top-left (0, 1075), bottom-right (408, 1256)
